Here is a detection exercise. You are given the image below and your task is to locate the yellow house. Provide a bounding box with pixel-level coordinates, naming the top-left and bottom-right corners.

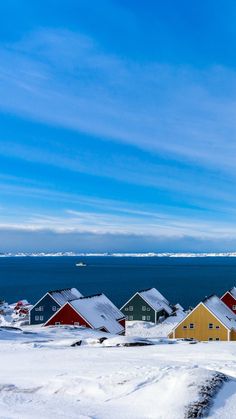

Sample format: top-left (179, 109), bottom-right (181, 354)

top-left (168, 295), bottom-right (236, 341)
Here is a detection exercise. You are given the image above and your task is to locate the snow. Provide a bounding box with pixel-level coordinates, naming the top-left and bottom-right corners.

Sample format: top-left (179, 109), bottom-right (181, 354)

top-left (139, 287), bottom-right (173, 315)
top-left (228, 286), bottom-right (236, 299)
top-left (69, 294), bottom-right (124, 334)
top-left (0, 303), bottom-right (236, 418)
top-left (3, 251), bottom-right (236, 257)
top-left (203, 295), bottom-right (236, 330)
top-left (49, 288), bottom-right (83, 306)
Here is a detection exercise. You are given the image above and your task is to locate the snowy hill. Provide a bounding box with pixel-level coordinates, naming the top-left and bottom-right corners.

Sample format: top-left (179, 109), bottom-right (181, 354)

top-left (0, 319), bottom-right (236, 418)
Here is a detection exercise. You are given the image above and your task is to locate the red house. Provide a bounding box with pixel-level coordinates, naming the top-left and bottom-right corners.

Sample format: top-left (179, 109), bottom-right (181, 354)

top-left (44, 293), bottom-right (126, 335)
top-left (221, 287), bottom-right (236, 314)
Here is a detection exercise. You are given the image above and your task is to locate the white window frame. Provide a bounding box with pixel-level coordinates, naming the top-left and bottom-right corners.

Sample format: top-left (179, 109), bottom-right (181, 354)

top-left (233, 305), bottom-right (236, 310)
top-left (39, 316), bottom-right (44, 321)
top-left (129, 315), bottom-right (133, 321)
top-left (55, 322), bottom-right (61, 326)
top-left (208, 337), bottom-right (213, 341)
top-left (129, 306), bottom-right (133, 311)
top-left (35, 315), bottom-right (39, 321)
top-left (208, 323), bottom-right (213, 329)
top-left (124, 307), bottom-right (129, 311)
top-left (183, 325), bottom-right (187, 329)
top-left (142, 306), bottom-right (146, 311)
top-left (215, 337), bottom-right (220, 341)
top-left (142, 315), bottom-right (146, 321)
top-left (189, 323), bottom-right (195, 329)
top-left (52, 306), bottom-right (57, 311)
top-left (147, 307), bottom-right (150, 311)
top-left (215, 325), bottom-right (220, 329)
top-left (147, 316), bottom-right (151, 321)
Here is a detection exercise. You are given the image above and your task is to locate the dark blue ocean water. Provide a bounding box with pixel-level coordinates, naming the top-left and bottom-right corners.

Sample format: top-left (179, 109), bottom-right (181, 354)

top-left (0, 257), bottom-right (236, 308)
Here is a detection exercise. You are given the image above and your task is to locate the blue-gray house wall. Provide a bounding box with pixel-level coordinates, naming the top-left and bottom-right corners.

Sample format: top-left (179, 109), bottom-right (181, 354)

top-left (121, 293), bottom-right (169, 323)
top-left (29, 294), bottom-right (60, 325)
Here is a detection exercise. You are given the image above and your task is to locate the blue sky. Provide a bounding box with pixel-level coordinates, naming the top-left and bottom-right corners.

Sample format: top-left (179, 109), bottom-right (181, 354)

top-left (1, 0), bottom-right (236, 252)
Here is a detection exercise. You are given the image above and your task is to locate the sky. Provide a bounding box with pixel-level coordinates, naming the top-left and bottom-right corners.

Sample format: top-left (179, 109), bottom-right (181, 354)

top-left (1, 0), bottom-right (236, 252)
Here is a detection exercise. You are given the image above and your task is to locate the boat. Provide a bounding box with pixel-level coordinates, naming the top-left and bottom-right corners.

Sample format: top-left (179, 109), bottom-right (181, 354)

top-left (75, 262), bottom-right (87, 267)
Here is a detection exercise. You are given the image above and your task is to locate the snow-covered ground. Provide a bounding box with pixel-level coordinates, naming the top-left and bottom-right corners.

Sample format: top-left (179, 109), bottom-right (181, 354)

top-left (0, 317), bottom-right (236, 418)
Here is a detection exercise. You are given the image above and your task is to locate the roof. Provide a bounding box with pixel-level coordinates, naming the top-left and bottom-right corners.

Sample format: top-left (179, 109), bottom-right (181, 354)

top-left (229, 287), bottom-right (236, 299)
top-left (139, 288), bottom-right (173, 315)
top-left (69, 293), bottom-right (124, 334)
top-left (49, 288), bottom-right (83, 306)
top-left (203, 294), bottom-right (236, 330)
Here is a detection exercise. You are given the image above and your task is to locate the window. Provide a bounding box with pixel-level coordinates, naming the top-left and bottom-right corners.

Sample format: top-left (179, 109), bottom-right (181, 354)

top-left (55, 322), bottom-right (61, 326)
top-left (215, 338), bottom-right (220, 341)
top-left (74, 322), bottom-right (80, 326)
top-left (129, 315), bottom-right (133, 321)
top-left (52, 306), bottom-right (57, 311)
top-left (35, 315), bottom-right (39, 321)
top-left (233, 305), bottom-right (236, 310)
top-left (189, 323), bottom-right (195, 329)
top-left (216, 325), bottom-right (220, 329)
top-left (183, 325), bottom-right (187, 329)
top-left (39, 316), bottom-right (44, 321)
top-left (208, 338), bottom-right (213, 341)
top-left (129, 306), bottom-right (133, 311)
top-left (147, 316), bottom-right (151, 321)
top-left (208, 323), bottom-right (213, 329)
top-left (142, 306), bottom-right (146, 311)
top-left (142, 316), bottom-right (146, 321)
top-left (125, 307), bottom-right (129, 311)
top-left (35, 306), bottom-right (43, 311)
top-left (147, 307), bottom-right (150, 311)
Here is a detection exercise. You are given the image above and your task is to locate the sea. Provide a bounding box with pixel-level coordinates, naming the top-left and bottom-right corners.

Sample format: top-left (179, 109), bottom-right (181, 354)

top-left (1, 256), bottom-right (236, 309)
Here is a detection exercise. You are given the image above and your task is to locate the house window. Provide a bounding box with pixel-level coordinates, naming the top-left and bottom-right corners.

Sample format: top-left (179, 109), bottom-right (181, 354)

top-left (189, 323), bottom-right (195, 329)
top-left (216, 325), bottom-right (220, 329)
top-left (39, 316), bottom-right (44, 321)
top-left (35, 315), bottom-right (39, 321)
top-left (55, 322), bottom-right (61, 326)
top-left (208, 323), bottom-right (213, 329)
top-left (52, 306), bottom-right (57, 311)
top-left (129, 306), bottom-right (133, 311)
top-left (142, 306), bottom-right (146, 311)
top-left (215, 338), bottom-right (220, 341)
top-left (183, 325), bottom-right (187, 329)
top-left (35, 306), bottom-right (43, 311)
top-left (125, 307), bottom-right (129, 311)
top-left (142, 316), bottom-right (146, 321)
top-left (208, 338), bottom-right (213, 341)
top-left (147, 316), bottom-right (151, 321)
top-left (147, 307), bottom-right (150, 311)
top-left (129, 315), bottom-right (133, 321)
top-left (233, 305), bottom-right (236, 310)
top-left (74, 322), bottom-right (80, 326)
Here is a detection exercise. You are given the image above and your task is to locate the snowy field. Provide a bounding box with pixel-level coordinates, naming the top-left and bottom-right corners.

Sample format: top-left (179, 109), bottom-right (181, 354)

top-left (0, 320), bottom-right (236, 419)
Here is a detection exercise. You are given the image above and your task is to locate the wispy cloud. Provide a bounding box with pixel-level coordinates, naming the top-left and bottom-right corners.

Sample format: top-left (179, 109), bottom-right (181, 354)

top-left (1, 28), bottom-right (236, 174)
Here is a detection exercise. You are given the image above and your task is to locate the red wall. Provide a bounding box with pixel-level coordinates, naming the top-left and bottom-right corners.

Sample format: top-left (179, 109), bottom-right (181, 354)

top-left (221, 292), bottom-right (236, 314)
top-left (45, 303), bottom-right (91, 328)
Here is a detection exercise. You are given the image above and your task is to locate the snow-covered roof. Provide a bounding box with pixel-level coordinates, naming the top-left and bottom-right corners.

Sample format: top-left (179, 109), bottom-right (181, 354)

top-left (49, 288), bottom-right (83, 306)
top-left (203, 295), bottom-right (236, 330)
top-left (139, 288), bottom-right (173, 315)
top-left (229, 287), bottom-right (236, 299)
top-left (69, 294), bottom-right (124, 334)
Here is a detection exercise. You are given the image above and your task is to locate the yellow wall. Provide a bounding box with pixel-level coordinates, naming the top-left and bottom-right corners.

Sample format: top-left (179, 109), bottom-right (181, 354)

top-left (169, 303), bottom-right (229, 341)
top-left (230, 330), bottom-right (236, 341)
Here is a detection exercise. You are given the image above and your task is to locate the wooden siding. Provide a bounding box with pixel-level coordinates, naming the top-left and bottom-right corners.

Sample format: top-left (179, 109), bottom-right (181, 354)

top-left (45, 303), bottom-right (91, 328)
top-left (221, 292), bottom-right (236, 314)
top-left (169, 303), bottom-right (229, 341)
top-left (121, 294), bottom-right (156, 322)
top-left (30, 294), bottom-right (60, 325)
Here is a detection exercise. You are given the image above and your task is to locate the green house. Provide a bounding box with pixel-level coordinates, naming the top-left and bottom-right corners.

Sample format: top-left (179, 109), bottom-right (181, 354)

top-left (120, 287), bottom-right (173, 323)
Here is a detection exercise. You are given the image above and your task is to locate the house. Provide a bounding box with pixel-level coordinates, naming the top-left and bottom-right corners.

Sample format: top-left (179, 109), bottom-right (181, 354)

top-left (44, 293), bottom-right (126, 335)
top-left (120, 287), bottom-right (173, 323)
top-left (221, 287), bottom-right (236, 314)
top-left (168, 294), bottom-right (236, 341)
top-left (29, 287), bottom-right (83, 325)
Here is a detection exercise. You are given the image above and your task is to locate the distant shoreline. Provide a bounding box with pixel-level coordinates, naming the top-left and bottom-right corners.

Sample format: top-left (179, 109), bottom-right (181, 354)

top-left (1, 252), bottom-right (236, 258)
